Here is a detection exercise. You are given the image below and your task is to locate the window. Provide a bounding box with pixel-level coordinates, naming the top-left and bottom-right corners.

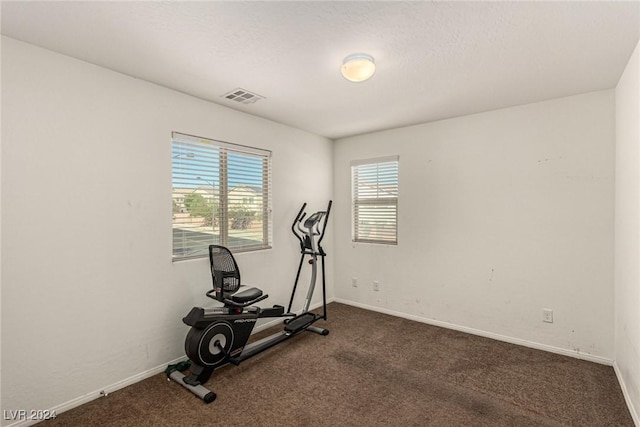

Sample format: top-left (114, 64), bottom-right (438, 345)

top-left (172, 132), bottom-right (272, 260)
top-left (351, 156), bottom-right (399, 244)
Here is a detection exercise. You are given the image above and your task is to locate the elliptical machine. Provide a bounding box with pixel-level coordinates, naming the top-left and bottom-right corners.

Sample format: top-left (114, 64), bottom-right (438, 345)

top-left (167, 201), bottom-right (332, 403)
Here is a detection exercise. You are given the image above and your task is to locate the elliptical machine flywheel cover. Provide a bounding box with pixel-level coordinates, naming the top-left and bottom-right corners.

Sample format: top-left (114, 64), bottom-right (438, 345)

top-left (185, 321), bottom-right (235, 367)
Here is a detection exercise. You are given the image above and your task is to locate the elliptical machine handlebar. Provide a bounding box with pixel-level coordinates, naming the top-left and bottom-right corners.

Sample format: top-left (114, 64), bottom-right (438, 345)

top-left (316, 200), bottom-right (332, 251)
top-left (291, 201), bottom-right (332, 255)
top-left (291, 202), bottom-right (307, 250)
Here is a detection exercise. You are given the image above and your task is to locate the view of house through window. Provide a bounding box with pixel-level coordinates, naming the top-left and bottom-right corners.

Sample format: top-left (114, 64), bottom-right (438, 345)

top-left (172, 132), bottom-right (272, 260)
top-left (351, 156), bottom-right (399, 245)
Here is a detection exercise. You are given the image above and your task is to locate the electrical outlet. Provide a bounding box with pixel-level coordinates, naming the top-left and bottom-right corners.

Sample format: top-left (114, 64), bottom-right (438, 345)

top-left (543, 309), bottom-right (553, 323)
top-left (373, 281), bottom-right (380, 291)
top-left (352, 277), bottom-right (358, 287)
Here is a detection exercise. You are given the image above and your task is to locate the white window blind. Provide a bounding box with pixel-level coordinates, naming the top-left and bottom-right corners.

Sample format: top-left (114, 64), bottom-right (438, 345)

top-left (172, 132), bottom-right (272, 260)
top-left (351, 156), bottom-right (399, 245)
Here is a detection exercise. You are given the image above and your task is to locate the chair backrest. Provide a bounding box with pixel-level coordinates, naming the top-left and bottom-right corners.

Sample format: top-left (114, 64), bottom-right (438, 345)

top-left (209, 245), bottom-right (241, 301)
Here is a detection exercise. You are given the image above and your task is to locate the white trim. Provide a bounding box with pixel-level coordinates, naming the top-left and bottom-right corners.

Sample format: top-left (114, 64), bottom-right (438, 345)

top-left (350, 155), bottom-right (399, 167)
top-left (334, 298), bottom-right (614, 366)
top-left (613, 361), bottom-right (640, 426)
top-left (3, 356), bottom-right (186, 427)
top-left (172, 131), bottom-right (272, 157)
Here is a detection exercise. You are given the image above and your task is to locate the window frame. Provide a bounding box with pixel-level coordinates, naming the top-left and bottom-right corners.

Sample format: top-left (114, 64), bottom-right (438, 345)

top-left (172, 132), bottom-right (272, 261)
top-left (351, 156), bottom-right (399, 245)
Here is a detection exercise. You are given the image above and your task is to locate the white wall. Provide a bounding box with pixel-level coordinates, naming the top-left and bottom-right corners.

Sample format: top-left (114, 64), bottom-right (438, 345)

top-left (0, 36), bottom-right (333, 424)
top-left (2, 31), bottom-right (634, 425)
top-left (334, 91), bottom-right (615, 362)
top-left (615, 39), bottom-right (640, 424)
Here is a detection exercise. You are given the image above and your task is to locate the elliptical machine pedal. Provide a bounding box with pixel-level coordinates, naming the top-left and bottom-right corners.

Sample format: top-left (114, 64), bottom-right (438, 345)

top-left (284, 312), bottom-right (316, 334)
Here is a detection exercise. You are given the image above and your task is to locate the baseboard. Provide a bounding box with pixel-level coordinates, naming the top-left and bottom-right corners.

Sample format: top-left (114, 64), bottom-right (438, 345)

top-left (4, 298), bottom-right (337, 427)
top-left (334, 298), bottom-right (614, 366)
top-left (3, 355), bottom-right (186, 427)
top-left (613, 361), bottom-right (640, 426)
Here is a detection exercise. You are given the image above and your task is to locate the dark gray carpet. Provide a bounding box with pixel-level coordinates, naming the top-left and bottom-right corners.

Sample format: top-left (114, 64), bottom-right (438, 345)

top-left (46, 303), bottom-right (633, 426)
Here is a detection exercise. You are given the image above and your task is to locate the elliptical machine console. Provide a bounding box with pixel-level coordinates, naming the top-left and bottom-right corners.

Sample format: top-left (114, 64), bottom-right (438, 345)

top-left (167, 201), bottom-right (332, 403)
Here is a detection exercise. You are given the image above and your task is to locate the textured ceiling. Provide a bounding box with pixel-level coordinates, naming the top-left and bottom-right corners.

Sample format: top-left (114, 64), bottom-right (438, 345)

top-left (2, 1), bottom-right (639, 139)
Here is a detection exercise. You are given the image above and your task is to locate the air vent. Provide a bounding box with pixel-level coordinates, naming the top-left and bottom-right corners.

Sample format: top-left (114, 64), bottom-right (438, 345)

top-left (221, 88), bottom-right (265, 104)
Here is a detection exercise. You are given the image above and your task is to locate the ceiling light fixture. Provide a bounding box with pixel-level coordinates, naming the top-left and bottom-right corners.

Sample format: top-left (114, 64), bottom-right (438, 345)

top-left (341, 53), bottom-right (376, 83)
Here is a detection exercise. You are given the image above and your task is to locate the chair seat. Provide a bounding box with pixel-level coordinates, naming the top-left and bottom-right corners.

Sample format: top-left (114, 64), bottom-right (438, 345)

top-left (231, 286), bottom-right (263, 304)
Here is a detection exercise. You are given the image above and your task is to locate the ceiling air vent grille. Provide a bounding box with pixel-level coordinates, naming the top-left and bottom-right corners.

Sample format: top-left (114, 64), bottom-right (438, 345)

top-left (222, 88), bottom-right (265, 104)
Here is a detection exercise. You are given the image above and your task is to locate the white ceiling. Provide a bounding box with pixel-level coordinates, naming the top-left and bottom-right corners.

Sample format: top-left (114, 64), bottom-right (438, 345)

top-left (2, 1), bottom-right (639, 139)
